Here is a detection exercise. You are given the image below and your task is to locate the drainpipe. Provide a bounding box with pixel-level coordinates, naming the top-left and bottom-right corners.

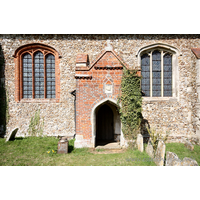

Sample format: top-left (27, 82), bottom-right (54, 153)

top-left (70, 90), bottom-right (76, 136)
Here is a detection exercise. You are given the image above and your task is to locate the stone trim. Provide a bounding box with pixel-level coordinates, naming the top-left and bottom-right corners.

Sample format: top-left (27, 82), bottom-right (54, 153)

top-left (136, 43), bottom-right (181, 59)
top-left (142, 97), bottom-right (178, 102)
top-left (137, 43), bottom-right (180, 99)
top-left (90, 98), bottom-right (125, 148)
top-left (19, 98), bottom-right (60, 103)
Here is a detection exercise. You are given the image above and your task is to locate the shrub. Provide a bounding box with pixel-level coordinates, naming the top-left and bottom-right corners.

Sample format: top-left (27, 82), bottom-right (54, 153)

top-left (147, 127), bottom-right (169, 151)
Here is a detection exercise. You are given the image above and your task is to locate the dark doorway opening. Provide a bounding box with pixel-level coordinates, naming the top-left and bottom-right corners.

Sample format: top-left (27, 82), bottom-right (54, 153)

top-left (96, 104), bottom-right (114, 146)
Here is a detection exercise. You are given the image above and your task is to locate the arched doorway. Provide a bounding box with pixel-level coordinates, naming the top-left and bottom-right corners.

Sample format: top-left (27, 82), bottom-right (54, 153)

top-left (96, 104), bottom-right (114, 144)
top-left (91, 98), bottom-right (126, 148)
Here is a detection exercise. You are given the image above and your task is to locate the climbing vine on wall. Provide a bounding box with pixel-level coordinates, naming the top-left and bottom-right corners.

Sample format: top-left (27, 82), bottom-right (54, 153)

top-left (117, 68), bottom-right (143, 140)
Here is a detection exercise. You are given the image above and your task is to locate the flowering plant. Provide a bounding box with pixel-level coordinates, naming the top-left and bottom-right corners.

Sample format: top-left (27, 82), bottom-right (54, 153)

top-left (47, 149), bottom-right (56, 155)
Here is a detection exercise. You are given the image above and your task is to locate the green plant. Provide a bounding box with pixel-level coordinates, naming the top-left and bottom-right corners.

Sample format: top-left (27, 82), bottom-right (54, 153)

top-left (28, 110), bottom-right (44, 137)
top-left (47, 149), bottom-right (57, 156)
top-left (117, 68), bottom-right (142, 141)
top-left (147, 127), bottom-right (170, 151)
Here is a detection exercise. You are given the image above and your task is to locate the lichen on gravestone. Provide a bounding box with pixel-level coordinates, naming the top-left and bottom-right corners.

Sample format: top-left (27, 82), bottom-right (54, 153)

top-left (181, 157), bottom-right (198, 166)
top-left (165, 151), bottom-right (181, 166)
top-left (184, 140), bottom-right (194, 151)
top-left (146, 139), bottom-right (154, 158)
top-left (154, 140), bottom-right (166, 166)
top-left (136, 134), bottom-right (143, 152)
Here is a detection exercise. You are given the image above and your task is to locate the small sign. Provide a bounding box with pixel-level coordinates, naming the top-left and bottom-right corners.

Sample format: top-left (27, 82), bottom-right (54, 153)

top-left (104, 84), bottom-right (113, 94)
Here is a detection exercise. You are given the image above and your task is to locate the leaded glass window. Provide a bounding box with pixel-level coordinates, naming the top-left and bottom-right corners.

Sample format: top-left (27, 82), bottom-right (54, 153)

top-left (141, 54), bottom-right (150, 97)
top-left (141, 49), bottom-right (173, 97)
top-left (22, 50), bottom-right (56, 99)
top-left (23, 53), bottom-right (32, 98)
top-left (46, 54), bottom-right (56, 98)
top-left (152, 50), bottom-right (161, 97)
top-left (15, 44), bottom-right (60, 102)
top-left (34, 51), bottom-right (44, 98)
top-left (163, 53), bottom-right (172, 96)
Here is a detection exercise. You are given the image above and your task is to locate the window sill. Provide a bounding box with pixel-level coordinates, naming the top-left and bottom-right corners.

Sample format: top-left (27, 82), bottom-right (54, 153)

top-left (142, 97), bottom-right (178, 102)
top-left (19, 98), bottom-right (60, 103)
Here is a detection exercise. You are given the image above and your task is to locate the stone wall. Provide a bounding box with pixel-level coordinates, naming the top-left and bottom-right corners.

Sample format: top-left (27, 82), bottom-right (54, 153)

top-left (0, 34), bottom-right (200, 141)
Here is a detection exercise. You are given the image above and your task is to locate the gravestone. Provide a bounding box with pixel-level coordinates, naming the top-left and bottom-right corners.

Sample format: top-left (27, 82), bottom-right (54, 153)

top-left (146, 139), bottom-right (154, 158)
top-left (166, 151), bottom-right (182, 166)
top-left (181, 157), bottom-right (198, 166)
top-left (6, 128), bottom-right (19, 142)
top-left (136, 134), bottom-right (143, 152)
top-left (154, 140), bottom-right (166, 166)
top-left (166, 152), bottom-right (198, 166)
top-left (57, 137), bottom-right (68, 154)
top-left (184, 140), bottom-right (194, 151)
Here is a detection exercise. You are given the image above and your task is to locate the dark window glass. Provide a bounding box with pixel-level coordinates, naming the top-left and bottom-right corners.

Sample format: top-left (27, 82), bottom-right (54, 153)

top-left (152, 50), bottom-right (161, 97)
top-left (23, 53), bottom-right (32, 98)
top-left (46, 54), bottom-right (56, 98)
top-left (141, 54), bottom-right (150, 96)
top-left (34, 51), bottom-right (44, 98)
top-left (163, 53), bottom-right (172, 96)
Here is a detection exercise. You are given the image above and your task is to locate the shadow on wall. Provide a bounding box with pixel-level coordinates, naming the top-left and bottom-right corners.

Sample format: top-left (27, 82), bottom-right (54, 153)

top-left (140, 117), bottom-right (151, 143)
top-left (0, 44), bottom-right (7, 138)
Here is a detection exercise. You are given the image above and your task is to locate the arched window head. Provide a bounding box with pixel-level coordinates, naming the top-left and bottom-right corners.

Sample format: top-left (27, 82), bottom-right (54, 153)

top-left (138, 44), bottom-right (179, 99)
top-left (22, 53), bottom-right (32, 98)
top-left (14, 43), bottom-right (60, 102)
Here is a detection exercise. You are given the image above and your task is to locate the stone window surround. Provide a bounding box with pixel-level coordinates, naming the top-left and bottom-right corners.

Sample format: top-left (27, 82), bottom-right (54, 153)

top-left (91, 98), bottom-right (126, 148)
top-left (136, 43), bottom-right (180, 102)
top-left (13, 43), bottom-right (61, 103)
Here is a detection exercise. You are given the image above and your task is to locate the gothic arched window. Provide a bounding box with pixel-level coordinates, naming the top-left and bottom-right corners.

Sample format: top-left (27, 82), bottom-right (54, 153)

top-left (14, 43), bottom-right (60, 102)
top-left (141, 49), bottom-right (173, 97)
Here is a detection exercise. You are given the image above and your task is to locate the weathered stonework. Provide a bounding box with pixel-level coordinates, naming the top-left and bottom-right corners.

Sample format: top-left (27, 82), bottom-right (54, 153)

top-left (165, 151), bottom-right (182, 166)
top-left (166, 151), bottom-right (198, 166)
top-left (57, 137), bottom-right (68, 154)
top-left (154, 140), bottom-right (166, 166)
top-left (5, 127), bottom-right (18, 142)
top-left (0, 34), bottom-right (200, 146)
top-left (181, 157), bottom-right (198, 166)
top-left (184, 140), bottom-right (194, 151)
top-left (146, 139), bottom-right (154, 158)
top-left (137, 134), bottom-right (143, 152)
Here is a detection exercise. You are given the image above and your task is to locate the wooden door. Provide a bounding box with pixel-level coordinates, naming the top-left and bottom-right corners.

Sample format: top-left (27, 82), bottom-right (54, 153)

top-left (96, 104), bottom-right (114, 141)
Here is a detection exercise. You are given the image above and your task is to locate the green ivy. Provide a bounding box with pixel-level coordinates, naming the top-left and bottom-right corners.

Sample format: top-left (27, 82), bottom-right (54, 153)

top-left (118, 68), bottom-right (142, 140)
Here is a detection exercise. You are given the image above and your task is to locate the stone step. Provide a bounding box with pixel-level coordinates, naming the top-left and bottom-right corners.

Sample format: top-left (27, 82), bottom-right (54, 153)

top-left (95, 142), bottom-right (121, 150)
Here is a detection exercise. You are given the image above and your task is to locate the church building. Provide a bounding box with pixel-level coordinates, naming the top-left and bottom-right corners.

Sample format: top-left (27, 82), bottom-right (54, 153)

top-left (0, 34), bottom-right (200, 147)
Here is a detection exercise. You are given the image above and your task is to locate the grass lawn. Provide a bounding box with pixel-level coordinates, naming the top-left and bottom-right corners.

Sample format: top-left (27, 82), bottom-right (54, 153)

top-left (165, 143), bottom-right (200, 165)
top-left (0, 137), bottom-right (156, 166)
